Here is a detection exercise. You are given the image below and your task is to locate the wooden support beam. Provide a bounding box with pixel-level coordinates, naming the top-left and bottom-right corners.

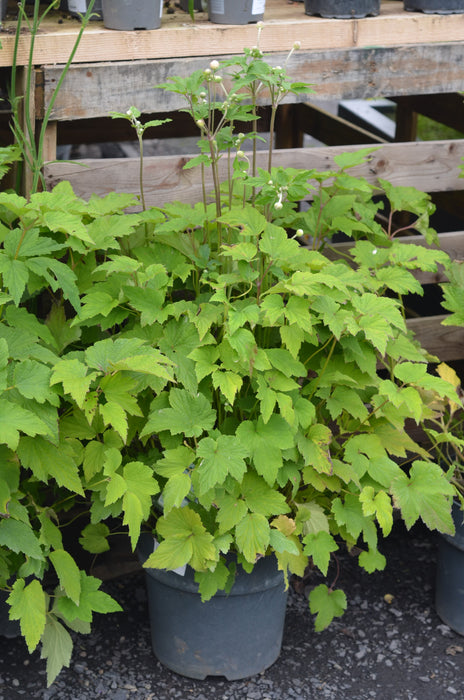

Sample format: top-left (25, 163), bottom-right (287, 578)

top-left (394, 97), bottom-right (418, 142)
top-left (39, 42), bottom-right (464, 122)
top-left (392, 94), bottom-right (464, 135)
top-left (275, 104), bottom-right (304, 150)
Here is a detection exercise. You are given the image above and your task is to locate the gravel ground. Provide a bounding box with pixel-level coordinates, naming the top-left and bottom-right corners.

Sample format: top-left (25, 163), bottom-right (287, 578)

top-left (1, 520), bottom-right (464, 700)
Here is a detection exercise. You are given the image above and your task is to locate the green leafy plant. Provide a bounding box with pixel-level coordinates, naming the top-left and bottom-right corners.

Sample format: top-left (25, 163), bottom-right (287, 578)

top-left (0, 163), bottom-right (174, 684)
top-left (9, 0), bottom-right (96, 194)
top-left (109, 107), bottom-right (171, 211)
top-left (1, 28), bottom-right (461, 686)
top-left (419, 261), bottom-right (464, 498)
top-left (76, 38), bottom-right (458, 631)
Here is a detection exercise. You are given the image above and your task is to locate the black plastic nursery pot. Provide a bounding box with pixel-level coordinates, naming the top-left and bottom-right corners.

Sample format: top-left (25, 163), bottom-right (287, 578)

top-left (101, 0), bottom-right (162, 29)
top-left (304, 0), bottom-right (380, 17)
top-left (436, 501), bottom-right (464, 635)
top-left (137, 534), bottom-right (288, 680)
top-left (208, 0), bottom-right (266, 24)
top-left (404, 0), bottom-right (464, 12)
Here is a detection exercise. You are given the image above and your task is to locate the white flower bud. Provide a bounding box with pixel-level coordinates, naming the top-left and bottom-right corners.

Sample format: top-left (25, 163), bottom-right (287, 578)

top-left (293, 41), bottom-right (301, 50)
top-left (296, 229), bottom-right (304, 237)
top-left (274, 201), bottom-right (283, 210)
top-left (209, 60), bottom-right (220, 70)
top-left (237, 150), bottom-right (245, 158)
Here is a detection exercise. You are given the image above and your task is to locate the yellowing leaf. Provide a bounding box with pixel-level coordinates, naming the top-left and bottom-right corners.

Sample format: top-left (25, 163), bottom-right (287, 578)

top-left (8, 579), bottom-right (46, 652)
top-left (309, 583), bottom-right (347, 632)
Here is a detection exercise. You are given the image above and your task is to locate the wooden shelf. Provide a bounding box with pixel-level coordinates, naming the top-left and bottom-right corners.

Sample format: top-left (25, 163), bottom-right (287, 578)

top-left (1, 0), bottom-right (464, 67)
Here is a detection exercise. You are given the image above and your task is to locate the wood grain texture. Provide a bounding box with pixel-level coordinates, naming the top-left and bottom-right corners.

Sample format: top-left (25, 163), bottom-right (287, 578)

top-left (407, 316), bottom-right (464, 362)
top-left (38, 43), bottom-right (464, 121)
top-left (2, 0), bottom-right (464, 67)
top-left (44, 139), bottom-right (464, 207)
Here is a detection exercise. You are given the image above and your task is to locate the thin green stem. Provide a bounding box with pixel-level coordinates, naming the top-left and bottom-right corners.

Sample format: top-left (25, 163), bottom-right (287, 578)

top-left (138, 132), bottom-right (146, 211)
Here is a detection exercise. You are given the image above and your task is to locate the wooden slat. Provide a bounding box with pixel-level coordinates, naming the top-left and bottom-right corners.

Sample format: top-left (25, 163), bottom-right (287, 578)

top-left (44, 139), bottom-right (464, 208)
top-left (407, 315), bottom-right (464, 362)
top-left (38, 43), bottom-right (464, 121)
top-left (2, 1), bottom-right (464, 67)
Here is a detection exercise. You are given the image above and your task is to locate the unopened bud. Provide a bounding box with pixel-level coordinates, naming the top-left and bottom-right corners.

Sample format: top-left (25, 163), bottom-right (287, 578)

top-left (210, 60), bottom-right (220, 70)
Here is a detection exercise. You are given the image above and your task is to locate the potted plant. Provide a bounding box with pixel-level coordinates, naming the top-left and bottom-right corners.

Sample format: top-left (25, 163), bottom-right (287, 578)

top-left (0, 147), bottom-right (149, 684)
top-left (179, 0), bottom-right (205, 13)
top-left (98, 32), bottom-right (460, 678)
top-left (304, 0), bottom-right (380, 18)
top-left (101, 0), bottom-right (163, 30)
top-left (404, 0), bottom-right (464, 13)
top-left (420, 261), bottom-right (464, 634)
top-left (68, 0), bottom-right (103, 20)
top-left (208, 0), bottom-right (266, 25)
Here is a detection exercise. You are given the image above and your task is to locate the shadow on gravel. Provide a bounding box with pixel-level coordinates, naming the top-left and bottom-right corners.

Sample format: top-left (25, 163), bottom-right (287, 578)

top-left (1, 520), bottom-right (464, 700)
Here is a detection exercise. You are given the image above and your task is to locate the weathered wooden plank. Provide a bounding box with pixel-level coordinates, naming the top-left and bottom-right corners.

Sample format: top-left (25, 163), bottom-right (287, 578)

top-left (407, 315), bottom-right (464, 362)
top-left (2, 1), bottom-right (464, 68)
top-left (44, 140), bottom-right (464, 208)
top-left (40, 43), bottom-right (464, 120)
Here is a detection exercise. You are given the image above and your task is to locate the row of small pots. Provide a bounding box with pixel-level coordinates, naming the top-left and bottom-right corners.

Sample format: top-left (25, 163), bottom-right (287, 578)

top-left (64, 0), bottom-right (266, 29)
top-left (3, 0), bottom-right (458, 29)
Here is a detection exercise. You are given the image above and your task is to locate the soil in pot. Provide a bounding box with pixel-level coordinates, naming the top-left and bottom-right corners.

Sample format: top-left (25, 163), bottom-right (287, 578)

top-left (304, 0), bottom-right (380, 17)
top-left (137, 533), bottom-right (288, 680)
